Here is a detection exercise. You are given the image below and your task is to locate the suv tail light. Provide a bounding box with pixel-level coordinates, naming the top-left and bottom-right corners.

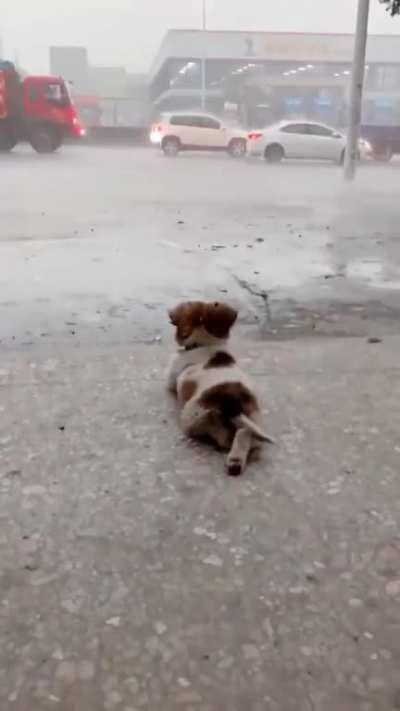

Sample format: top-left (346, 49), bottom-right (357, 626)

top-left (152, 123), bottom-right (163, 133)
top-left (248, 132), bottom-right (263, 141)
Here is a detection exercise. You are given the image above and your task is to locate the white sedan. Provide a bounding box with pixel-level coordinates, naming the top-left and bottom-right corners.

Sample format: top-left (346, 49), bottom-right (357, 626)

top-left (247, 120), bottom-right (371, 164)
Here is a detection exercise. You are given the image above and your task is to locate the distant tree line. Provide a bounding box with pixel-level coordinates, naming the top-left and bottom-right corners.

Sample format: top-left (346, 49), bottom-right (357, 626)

top-left (381, 0), bottom-right (400, 16)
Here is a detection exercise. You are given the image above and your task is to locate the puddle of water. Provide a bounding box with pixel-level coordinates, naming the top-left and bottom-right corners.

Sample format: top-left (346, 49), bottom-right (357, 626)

top-left (347, 259), bottom-right (400, 290)
top-left (219, 236), bottom-right (332, 290)
top-left (347, 260), bottom-right (383, 282)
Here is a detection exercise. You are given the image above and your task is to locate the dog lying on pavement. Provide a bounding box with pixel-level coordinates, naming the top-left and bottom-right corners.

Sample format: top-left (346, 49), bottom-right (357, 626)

top-left (167, 300), bottom-right (274, 476)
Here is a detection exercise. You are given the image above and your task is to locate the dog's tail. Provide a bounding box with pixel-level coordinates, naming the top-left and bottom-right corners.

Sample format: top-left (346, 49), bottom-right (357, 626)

top-left (233, 414), bottom-right (275, 443)
top-left (201, 382), bottom-right (275, 443)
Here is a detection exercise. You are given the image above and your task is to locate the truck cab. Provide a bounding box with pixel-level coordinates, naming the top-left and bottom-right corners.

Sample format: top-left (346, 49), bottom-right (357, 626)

top-left (22, 76), bottom-right (83, 150)
top-left (0, 62), bottom-right (84, 153)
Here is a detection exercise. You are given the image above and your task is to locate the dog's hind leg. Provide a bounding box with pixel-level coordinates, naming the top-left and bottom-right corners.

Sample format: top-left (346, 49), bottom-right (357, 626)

top-left (226, 427), bottom-right (253, 476)
top-left (207, 413), bottom-right (233, 451)
top-left (181, 402), bottom-right (232, 451)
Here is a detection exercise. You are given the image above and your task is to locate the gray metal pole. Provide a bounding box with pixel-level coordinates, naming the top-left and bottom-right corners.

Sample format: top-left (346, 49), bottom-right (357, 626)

top-left (344, 0), bottom-right (370, 180)
top-left (200, 0), bottom-right (206, 110)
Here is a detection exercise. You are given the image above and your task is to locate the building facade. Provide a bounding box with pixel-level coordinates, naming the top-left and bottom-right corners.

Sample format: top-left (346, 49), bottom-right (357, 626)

top-left (149, 30), bottom-right (400, 127)
top-left (50, 46), bottom-right (90, 94)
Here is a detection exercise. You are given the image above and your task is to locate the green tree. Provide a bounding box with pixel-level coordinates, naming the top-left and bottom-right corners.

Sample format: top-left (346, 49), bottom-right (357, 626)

top-left (381, 0), bottom-right (400, 16)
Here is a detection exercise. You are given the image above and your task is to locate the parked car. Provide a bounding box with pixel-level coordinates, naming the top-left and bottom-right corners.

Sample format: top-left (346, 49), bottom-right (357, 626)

top-left (247, 120), bottom-right (372, 164)
top-left (150, 112), bottom-right (248, 157)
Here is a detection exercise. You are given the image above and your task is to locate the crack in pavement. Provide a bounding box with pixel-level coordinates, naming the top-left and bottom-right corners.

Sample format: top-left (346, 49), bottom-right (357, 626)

top-left (232, 274), bottom-right (272, 331)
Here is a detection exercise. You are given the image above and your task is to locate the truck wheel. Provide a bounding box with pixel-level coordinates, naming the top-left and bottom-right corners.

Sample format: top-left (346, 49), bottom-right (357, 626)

top-left (0, 127), bottom-right (17, 152)
top-left (29, 126), bottom-right (62, 154)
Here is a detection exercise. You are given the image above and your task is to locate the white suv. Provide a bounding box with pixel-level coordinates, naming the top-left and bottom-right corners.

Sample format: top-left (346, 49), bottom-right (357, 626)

top-left (150, 112), bottom-right (247, 157)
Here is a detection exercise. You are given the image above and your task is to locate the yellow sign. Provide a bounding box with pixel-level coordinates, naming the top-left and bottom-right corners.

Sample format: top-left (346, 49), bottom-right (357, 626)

top-left (243, 34), bottom-right (353, 62)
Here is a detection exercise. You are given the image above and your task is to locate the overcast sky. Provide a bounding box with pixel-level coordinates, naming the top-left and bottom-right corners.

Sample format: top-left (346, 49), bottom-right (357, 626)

top-left (2, 0), bottom-right (399, 73)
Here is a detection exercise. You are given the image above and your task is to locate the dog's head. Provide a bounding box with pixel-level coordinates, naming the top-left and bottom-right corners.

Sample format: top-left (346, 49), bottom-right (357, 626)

top-left (169, 301), bottom-right (238, 348)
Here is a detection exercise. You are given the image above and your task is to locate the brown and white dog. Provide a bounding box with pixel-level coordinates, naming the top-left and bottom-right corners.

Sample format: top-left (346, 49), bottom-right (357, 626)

top-left (167, 300), bottom-right (273, 476)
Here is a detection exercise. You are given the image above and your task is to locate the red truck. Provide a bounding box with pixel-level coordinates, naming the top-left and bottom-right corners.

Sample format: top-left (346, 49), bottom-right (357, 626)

top-left (0, 61), bottom-right (84, 153)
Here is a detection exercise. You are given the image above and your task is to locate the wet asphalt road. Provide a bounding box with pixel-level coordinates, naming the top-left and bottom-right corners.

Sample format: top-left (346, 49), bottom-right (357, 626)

top-left (1, 145), bottom-right (400, 351)
top-left (2, 146), bottom-right (400, 711)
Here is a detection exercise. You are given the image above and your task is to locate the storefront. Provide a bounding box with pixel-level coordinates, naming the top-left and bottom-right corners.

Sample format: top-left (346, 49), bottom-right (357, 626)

top-left (149, 30), bottom-right (400, 128)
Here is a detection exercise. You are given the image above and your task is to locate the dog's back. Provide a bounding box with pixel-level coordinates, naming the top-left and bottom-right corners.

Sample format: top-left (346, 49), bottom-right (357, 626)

top-left (168, 301), bottom-right (273, 476)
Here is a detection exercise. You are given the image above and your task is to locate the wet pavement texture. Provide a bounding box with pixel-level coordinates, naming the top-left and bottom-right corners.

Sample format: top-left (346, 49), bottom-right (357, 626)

top-left (1, 146), bottom-right (400, 351)
top-left (1, 146), bottom-right (400, 710)
top-left (1, 338), bottom-right (400, 711)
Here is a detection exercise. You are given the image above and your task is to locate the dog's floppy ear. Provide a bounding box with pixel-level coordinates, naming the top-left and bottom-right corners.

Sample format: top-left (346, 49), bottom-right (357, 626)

top-left (169, 302), bottom-right (205, 329)
top-left (168, 306), bottom-right (180, 326)
top-left (203, 302), bottom-right (238, 339)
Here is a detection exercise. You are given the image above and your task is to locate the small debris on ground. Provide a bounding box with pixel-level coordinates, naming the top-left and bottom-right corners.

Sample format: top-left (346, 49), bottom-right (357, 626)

top-left (6, 470), bottom-right (21, 479)
top-left (106, 616), bottom-right (121, 627)
top-left (305, 572), bottom-right (319, 584)
top-left (368, 337), bottom-right (382, 344)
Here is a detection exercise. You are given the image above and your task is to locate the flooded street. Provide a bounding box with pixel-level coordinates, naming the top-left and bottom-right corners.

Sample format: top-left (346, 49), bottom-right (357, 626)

top-left (1, 146), bottom-right (400, 711)
top-left (2, 146), bottom-right (400, 350)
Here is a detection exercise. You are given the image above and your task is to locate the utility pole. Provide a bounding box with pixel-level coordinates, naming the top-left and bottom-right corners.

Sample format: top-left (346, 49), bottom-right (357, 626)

top-left (344, 0), bottom-right (370, 180)
top-left (200, 0), bottom-right (207, 110)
